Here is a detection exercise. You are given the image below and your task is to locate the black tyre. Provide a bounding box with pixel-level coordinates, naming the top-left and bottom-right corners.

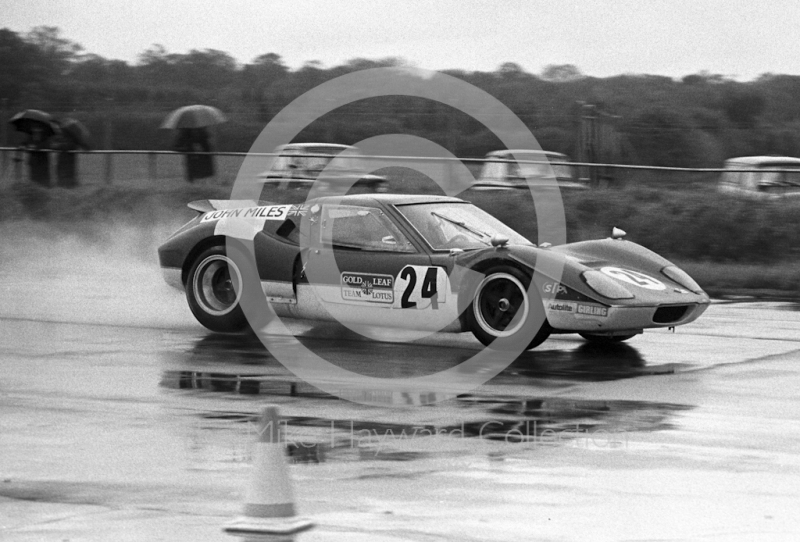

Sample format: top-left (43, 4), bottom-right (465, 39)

top-left (466, 265), bottom-right (551, 350)
top-left (185, 245), bottom-right (249, 333)
top-left (579, 332), bottom-right (637, 343)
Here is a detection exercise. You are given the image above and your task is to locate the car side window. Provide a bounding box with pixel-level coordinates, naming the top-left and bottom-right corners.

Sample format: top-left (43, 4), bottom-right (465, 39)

top-left (275, 218), bottom-right (302, 244)
top-left (305, 155), bottom-right (331, 178)
top-left (272, 155), bottom-right (289, 174)
top-left (518, 160), bottom-right (549, 178)
top-left (320, 205), bottom-right (416, 253)
top-left (479, 160), bottom-right (504, 180)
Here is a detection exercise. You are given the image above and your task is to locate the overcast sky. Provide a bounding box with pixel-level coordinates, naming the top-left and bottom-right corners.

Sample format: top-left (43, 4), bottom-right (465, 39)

top-left (1, 0), bottom-right (796, 80)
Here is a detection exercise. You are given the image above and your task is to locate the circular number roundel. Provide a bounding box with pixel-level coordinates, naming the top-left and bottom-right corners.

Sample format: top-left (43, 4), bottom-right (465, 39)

top-left (600, 267), bottom-right (666, 290)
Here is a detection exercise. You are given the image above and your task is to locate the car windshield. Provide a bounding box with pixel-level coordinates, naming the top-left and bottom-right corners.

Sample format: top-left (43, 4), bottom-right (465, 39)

top-left (397, 202), bottom-right (532, 250)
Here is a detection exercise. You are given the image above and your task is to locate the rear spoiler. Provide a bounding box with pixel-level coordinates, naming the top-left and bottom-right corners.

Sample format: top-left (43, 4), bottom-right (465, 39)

top-left (187, 199), bottom-right (263, 214)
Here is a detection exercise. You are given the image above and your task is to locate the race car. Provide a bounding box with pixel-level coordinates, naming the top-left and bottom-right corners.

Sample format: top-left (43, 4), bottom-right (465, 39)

top-left (158, 194), bottom-right (709, 349)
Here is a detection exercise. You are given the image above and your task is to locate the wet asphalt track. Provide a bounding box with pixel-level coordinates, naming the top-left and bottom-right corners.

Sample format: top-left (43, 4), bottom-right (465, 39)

top-left (2, 249), bottom-right (800, 541)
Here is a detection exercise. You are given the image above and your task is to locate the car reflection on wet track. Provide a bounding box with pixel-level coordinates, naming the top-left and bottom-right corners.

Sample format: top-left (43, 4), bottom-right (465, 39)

top-left (161, 326), bottom-right (672, 391)
top-left (178, 394), bottom-right (690, 466)
top-left (161, 328), bottom-right (695, 467)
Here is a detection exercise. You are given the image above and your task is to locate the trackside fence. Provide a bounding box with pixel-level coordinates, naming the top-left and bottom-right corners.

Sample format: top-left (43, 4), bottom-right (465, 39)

top-left (0, 147), bottom-right (795, 191)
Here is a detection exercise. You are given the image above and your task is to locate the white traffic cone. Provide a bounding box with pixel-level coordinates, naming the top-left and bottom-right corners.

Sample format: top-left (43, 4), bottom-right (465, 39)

top-left (224, 406), bottom-right (314, 538)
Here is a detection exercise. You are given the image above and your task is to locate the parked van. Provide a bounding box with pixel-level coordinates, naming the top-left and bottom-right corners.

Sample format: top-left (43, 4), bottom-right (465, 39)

top-left (718, 156), bottom-right (800, 199)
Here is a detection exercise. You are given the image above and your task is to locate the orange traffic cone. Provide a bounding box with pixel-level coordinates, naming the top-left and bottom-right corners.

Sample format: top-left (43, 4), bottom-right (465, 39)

top-left (224, 406), bottom-right (314, 538)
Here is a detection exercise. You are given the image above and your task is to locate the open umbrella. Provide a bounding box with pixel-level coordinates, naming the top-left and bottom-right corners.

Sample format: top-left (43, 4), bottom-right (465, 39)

top-left (9, 109), bottom-right (58, 138)
top-left (160, 105), bottom-right (227, 129)
top-left (58, 118), bottom-right (92, 150)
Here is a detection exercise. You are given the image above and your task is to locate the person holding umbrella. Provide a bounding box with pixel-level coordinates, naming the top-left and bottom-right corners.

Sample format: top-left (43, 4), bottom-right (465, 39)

top-left (172, 127), bottom-right (214, 183)
top-left (161, 105), bottom-right (225, 183)
top-left (9, 109), bottom-right (57, 188)
top-left (52, 118), bottom-right (92, 188)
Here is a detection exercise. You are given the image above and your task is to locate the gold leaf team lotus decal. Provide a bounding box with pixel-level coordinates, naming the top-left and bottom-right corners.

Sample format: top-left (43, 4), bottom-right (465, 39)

top-left (341, 273), bottom-right (395, 304)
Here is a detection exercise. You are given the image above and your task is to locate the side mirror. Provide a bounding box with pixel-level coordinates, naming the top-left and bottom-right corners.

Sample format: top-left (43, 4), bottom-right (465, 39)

top-left (381, 235), bottom-right (397, 245)
top-left (611, 227), bottom-right (627, 240)
top-left (490, 234), bottom-right (509, 247)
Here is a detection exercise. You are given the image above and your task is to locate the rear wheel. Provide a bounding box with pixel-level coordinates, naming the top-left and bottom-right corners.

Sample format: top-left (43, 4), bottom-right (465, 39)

top-left (185, 245), bottom-right (249, 332)
top-left (466, 266), bottom-right (551, 350)
top-left (579, 332), bottom-right (637, 343)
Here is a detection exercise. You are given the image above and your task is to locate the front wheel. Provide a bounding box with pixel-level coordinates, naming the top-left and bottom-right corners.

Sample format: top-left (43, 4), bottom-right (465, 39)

top-left (466, 266), bottom-right (551, 350)
top-left (185, 245), bottom-right (249, 332)
top-left (579, 332), bottom-right (637, 343)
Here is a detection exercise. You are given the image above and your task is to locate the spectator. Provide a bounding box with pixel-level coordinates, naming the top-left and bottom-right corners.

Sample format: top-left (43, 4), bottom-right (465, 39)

top-left (193, 127), bottom-right (215, 180)
top-left (173, 127), bottom-right (215, 183)
top-left (52, 118), bottom-right (91, 188)
top-left (18, 125), bottom-right (51, 187)
top-left (52, 130), bottom-right (79, 188)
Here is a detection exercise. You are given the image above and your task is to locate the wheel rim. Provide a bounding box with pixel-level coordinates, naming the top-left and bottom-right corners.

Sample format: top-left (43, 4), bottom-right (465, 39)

top-left (473, 273), bottom-right (529, 337)
top-left (193, 255), bottom-right (243, 316)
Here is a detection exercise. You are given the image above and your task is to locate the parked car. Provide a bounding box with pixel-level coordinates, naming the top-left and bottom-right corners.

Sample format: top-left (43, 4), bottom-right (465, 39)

top-left (718, 156), bottom-right (800, 199)
top-left (259, 143), bottom-right (389, 192)
top-left (472, 150), bottom-right (588, 191)
top-left (158, 194), bottom-right (709, 349)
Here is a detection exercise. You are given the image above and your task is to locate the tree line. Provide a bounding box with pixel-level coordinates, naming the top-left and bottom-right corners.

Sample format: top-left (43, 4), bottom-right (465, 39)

top-left (2, 26), bottom-right (800, 165)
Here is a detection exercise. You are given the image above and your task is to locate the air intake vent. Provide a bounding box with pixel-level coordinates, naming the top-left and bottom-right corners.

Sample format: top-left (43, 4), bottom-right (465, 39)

top-left (653, 305), bottom-right (690, 324)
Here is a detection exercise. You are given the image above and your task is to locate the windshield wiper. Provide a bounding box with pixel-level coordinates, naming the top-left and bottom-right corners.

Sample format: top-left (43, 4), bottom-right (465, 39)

top-left (432, 212), bottom-right (491, 239)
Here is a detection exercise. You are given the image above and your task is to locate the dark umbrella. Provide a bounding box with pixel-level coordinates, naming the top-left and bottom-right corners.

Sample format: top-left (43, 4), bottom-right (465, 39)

top-left (9, 109), bottom-right (58, 138)
top-left (58, 118), bottom-right (92, 150)
top-left (160, 105), bottom-right (226, 129)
